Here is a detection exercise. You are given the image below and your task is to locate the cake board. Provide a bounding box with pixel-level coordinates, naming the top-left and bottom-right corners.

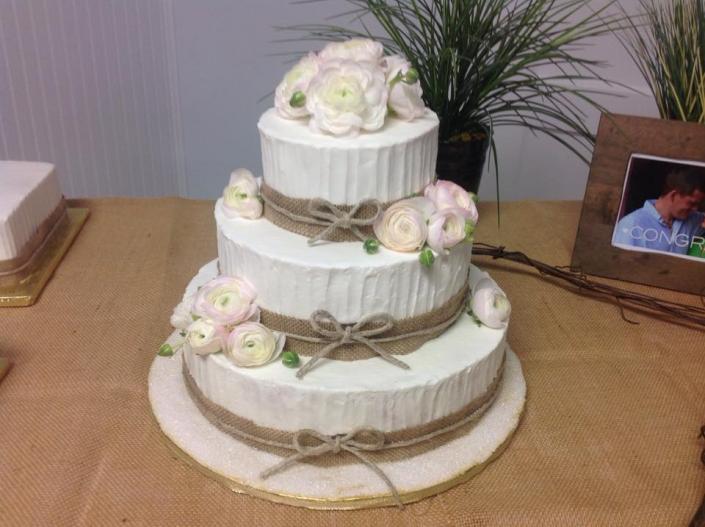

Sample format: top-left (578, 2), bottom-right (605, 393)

top-left (0, 208), bottom-right (89, 307)
top-left (149, 262), bottom-right (526, 510)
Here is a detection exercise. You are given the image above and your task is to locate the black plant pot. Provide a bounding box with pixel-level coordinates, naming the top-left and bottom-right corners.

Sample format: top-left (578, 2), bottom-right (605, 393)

top-left (435, 133), bottom-right (490, 194)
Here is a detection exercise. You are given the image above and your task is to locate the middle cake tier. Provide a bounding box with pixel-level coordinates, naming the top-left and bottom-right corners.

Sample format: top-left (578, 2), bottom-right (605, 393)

top-left (216, 199), bottom-right (473, 324)
top-left (180, 259), bottom-right (507, 436)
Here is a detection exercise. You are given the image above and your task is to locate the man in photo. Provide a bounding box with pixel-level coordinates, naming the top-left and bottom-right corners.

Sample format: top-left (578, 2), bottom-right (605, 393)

top-left (613, 167), bottom-right (705, 254)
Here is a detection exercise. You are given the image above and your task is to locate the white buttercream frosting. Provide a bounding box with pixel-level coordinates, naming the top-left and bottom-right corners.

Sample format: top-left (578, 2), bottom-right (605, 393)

top-left (258, 107), bottom-right (439, 204)
top-left (215, 200), bottom-right (472, 323)
top-left (0, 161), bottom-right (62, 261)
top-left (182, 260), bottom-right (507, 435)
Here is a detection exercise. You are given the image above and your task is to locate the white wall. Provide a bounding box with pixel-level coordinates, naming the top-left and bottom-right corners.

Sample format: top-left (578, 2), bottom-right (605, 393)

top-left (0, 0), bottom-right (659, 201)
top-left (0, 0), bottom-right (184, 197)
top-left (170, 0), bottom-right (344, 198)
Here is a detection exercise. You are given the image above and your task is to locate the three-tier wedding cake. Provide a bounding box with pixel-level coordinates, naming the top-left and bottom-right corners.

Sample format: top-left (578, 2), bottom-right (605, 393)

top-left (150, 39), bottom-right (525, 509)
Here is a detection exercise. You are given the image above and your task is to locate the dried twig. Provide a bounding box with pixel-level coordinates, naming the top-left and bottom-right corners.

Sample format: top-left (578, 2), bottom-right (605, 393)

top-left (472, 243), bottom-right (705, 329)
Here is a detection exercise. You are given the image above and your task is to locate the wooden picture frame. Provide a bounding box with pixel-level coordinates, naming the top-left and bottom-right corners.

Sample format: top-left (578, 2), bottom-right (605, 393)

top-left (572, 113), bottom-right (705, 295)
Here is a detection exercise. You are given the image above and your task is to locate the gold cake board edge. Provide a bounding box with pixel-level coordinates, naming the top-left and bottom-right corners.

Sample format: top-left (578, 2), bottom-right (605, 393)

top-left (157, 414), bottom-right (524, 510)
top-left (0, 208), bottom-right (89, 307)
top-left (149, 346), bottom-right (526, 510)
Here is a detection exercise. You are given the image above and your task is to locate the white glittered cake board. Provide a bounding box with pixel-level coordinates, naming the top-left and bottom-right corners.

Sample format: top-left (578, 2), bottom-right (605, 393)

top-left (149, 344), bottom-right (525, 509)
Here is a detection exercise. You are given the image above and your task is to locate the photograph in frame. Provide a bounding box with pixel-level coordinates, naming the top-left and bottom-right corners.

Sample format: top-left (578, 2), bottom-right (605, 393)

top-left (571, 113), bottom-right (705, 295)
top-left (611, 154), bottom-right (705, 260)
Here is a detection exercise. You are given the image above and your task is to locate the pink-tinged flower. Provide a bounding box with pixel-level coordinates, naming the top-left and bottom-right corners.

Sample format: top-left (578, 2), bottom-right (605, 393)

top-left (274, 53), bottom-right (320, 119)
top-left (225, 322), bottom-right (285, 367)
top-left (373, 197), bottom-right (433, 252)
top-left (318, 38), bottom-right (384, 64)
top-left (170, 292), bottom-right (195, 330)
top-left (383, 54), bottom-right (425, 121)
top-left (305, 59), bottom-right (388, 136)
top-left (185, 319), bottom-right (227, 356)
top-left (223, 168), bottom-right (263, 219)
top-left (427, 208), bottom-right (468, 254)
top-left (192, 276), bottom-right (259, 327)
top-left (470, 278), bottom-right (511, 329)
top-left (424, 180), bottom-right (479, 224)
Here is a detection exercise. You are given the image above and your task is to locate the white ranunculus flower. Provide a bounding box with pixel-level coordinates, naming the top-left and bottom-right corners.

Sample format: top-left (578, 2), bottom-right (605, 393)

top-left (424, 180), bottom-right (479, 224)
top-left (383, 54), bottom-right (425, 121)
top-left (223, 168), bottom-right (263, 219)
top-left (427, 208), bottom-right (467, 254)
top-left (192, 276), bottom-right (259, 327)
top-left (274, 53), bottom-right (320, 119)
top-left (170, 292), bottom-right (195, 330)
top-left (228, 168), bottom-right (259, 194)
top-left (373, 197), bottom-right (434, 252)
top-left (305, 60), bottom-right (388, 136)
top-left (223, 189), bottom-right (262, 219)
top-left (318, 38), bottom-right (384, 64)
top-left (186, 319), bottom-right (227, 356)
top-left (470, 278), bottom-right (511, 329)
top-left (225, 322), bottom-right (285, 367)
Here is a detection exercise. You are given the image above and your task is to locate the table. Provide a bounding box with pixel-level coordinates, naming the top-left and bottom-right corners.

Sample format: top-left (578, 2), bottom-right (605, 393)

top-left (1, 198), bottom-right (703, 526)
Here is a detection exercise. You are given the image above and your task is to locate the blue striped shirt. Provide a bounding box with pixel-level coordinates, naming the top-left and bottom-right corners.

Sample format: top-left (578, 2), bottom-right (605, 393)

top-left (613, 200), bottom-right (704, 254)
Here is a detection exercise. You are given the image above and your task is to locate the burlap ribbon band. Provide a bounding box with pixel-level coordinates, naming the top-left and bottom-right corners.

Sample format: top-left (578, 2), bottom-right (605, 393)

top-left (260, 183), bottom-right (394, 243)
top-left (260, 284), bottom-right (469, 378)
top-left (183, 353), bottom-right (505, 508)
top-left (0, 198), bottom-right (67, 275)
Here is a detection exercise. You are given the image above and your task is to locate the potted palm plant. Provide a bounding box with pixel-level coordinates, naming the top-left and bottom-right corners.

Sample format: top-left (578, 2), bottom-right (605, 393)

top-left (282, 0), bottom-right (624, 193)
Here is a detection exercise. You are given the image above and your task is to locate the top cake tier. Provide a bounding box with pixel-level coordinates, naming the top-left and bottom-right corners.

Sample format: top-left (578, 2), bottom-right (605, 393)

top-left (258, 108), bottom-right (439, 205)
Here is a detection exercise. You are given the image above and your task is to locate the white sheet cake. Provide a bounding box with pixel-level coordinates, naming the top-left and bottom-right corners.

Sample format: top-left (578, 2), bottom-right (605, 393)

top-left (0, 161), bottom-right (64, 270)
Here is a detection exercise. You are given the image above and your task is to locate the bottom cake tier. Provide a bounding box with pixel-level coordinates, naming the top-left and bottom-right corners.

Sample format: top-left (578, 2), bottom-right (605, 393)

top-left (150, 259), bottom-right (525, 508)
top-left (149, 341), bottom-right (525, 509)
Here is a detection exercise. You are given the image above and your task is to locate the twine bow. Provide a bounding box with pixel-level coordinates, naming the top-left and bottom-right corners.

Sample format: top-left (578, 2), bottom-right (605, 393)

top-left (260, 428), bottom-right (402, 507)
top-left (295, 310), bottom-right (410, 379)
top-left (306, 198), bottom-right (383, 245)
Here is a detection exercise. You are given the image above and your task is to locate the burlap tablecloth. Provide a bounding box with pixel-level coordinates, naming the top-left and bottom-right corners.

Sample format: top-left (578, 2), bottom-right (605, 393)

top-left (1, 198), bottom-right (703, 526)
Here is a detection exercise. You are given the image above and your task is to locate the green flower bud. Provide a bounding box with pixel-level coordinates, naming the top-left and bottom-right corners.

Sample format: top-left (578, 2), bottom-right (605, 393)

top-left (289, 91), bottom-right (306, 108)
top-left (363, 238), bottom-right (380, 254)
top-left (419, 247), bottom-right (435, 267)
top-left (157, 343), bottom-right (174, 357)
top-left (403, 68), bottom-right (419, 84)
top-left (282, 350), bottom-right (300, 368)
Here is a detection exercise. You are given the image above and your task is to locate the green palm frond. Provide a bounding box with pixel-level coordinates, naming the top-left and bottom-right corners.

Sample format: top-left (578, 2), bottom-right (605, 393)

top-left (620, 0), bottom-right (705, 123)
